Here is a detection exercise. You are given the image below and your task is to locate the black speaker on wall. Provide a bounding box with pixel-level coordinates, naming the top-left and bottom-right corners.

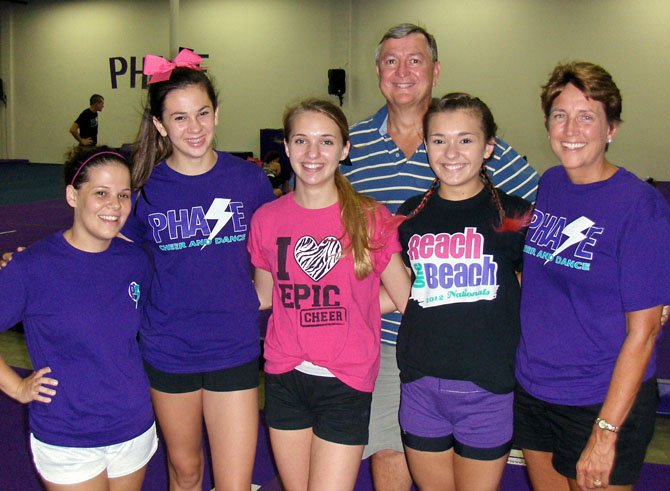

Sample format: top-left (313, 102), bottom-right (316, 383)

top-left (328, 69), bottom-right (346, 106)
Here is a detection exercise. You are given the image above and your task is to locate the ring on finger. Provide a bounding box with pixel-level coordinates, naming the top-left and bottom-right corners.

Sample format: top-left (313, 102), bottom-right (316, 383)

top-left (594, 479), bottom-right (602, 486)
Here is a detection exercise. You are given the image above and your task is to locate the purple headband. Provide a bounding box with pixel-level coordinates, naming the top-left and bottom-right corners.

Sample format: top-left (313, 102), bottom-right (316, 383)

top-left (70, 151), bottom-right (126, 186)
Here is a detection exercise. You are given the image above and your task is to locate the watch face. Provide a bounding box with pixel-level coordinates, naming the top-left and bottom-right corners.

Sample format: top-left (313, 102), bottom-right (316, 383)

top-left (598, 420), bottom-right (607, 429)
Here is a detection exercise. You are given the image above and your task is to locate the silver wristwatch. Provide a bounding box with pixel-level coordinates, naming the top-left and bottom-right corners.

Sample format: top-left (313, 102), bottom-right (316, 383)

top-left (595, 417), bottom-right (619, 433)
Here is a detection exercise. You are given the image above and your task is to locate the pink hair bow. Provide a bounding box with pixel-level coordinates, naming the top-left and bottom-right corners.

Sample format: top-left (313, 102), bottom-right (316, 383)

top-left (143, 49), bottom-right (205, 84)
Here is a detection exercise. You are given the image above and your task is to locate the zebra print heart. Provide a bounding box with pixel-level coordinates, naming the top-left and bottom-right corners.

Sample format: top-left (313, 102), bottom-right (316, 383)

top-left (294, 235), bottom-right (342, 282)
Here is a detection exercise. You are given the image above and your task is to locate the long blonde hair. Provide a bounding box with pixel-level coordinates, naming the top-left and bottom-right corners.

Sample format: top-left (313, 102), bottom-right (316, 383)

top-left (283, 99), bottom-right (379, 279)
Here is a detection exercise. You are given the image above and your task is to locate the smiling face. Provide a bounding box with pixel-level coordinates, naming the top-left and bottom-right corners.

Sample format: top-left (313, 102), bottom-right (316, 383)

top-left (284, 111), bottom-right (350, 200)
top-left (153, 84), bottom-right (218, 172)
top-left (426, 109), bottom-right (494, 201)
top-left (547, 83), bottom-right (618, 183)
top-left (66, 163), bottom-right (132, 252)
top-left (376, 33), bottom-right (440, 109)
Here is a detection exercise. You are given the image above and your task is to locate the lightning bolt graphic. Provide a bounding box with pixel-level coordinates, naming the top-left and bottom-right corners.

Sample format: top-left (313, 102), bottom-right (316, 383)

top-left (202, 198), bottom-right (233, 250)
top-left (544, 216), bottom-right (595, 265)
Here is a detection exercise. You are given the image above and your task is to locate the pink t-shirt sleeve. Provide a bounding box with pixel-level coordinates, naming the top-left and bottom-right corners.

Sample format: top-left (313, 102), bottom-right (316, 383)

top-left (371, 205), bottom-right (402, 275)
top-left (248, 208), bottom-right (271, 271)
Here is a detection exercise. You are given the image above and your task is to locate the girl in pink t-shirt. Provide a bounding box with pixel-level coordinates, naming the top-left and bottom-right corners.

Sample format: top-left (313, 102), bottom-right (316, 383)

top-left (248, 99), bottom-right (409, 490)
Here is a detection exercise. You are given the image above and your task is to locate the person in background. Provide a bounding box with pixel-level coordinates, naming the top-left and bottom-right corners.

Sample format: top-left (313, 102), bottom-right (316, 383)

top-left (262, 150), bottom-right (286, 197)
top-left (123, 49), bottom-right (274, 491)
top-left (249, 98), bottom-right (410, 491)
top-left (0, 147), bottom-right (156, 490)
top-left (69, 94), bottom-right (104, 146)
top-left (515, 61), bottom-right (670, 491)
top-left (342, 23), bottom-right (539, 491)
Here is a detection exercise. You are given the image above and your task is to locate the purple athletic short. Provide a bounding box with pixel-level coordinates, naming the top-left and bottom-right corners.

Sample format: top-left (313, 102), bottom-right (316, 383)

top-left (400, 377), bottom-right (512, 459)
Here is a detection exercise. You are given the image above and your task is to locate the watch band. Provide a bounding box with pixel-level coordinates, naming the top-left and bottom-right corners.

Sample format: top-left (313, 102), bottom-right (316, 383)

top-left (595, 417), bottom-right (619, 433)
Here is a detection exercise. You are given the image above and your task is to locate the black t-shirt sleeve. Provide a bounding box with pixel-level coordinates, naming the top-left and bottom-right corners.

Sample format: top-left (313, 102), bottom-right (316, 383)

top-left (74, 110), bottom-right (87, 126)
top-left (397, 194), bottom-right (424, 267)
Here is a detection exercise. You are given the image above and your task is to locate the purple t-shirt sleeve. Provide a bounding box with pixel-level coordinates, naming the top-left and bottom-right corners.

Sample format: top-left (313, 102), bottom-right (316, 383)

top-left (0, 260), bottom-right (27, 331)
top-left (619, 189), bottom-right (670, 311)
top-left (248, 206), bottom-right (271, 271)
top-left (257, 171), bottom-right (277, 208)
top-left (120, 195), bottom-right (144, 242)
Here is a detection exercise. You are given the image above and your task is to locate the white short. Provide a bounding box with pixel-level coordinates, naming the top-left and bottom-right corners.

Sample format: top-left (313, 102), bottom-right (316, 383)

top-left (30, 423), bottom-right (158, 485)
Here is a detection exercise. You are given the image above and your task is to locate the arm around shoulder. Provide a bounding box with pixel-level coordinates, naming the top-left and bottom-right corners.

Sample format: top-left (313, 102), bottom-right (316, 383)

top-left (1, 246), bottom-right (26, 268)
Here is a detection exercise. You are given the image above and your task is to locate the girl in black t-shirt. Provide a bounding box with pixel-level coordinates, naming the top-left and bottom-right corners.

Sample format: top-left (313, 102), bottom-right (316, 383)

top-left (395, 93), bottom-right (531, 491)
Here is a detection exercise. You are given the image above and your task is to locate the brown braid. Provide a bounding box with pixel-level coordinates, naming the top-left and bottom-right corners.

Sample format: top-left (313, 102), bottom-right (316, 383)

top-left (480, 164), bottom-right (506, 226)
top-left (481, 163), bottom-right (532, 232)
top-left (385, 177), bottom-right (440, 230)
top-left (405, 178), bottom-right (440, 220)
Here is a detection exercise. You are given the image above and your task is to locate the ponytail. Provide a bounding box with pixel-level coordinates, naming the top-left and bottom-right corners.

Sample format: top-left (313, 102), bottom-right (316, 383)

top-left (335, 170), bottom-right (379, 279)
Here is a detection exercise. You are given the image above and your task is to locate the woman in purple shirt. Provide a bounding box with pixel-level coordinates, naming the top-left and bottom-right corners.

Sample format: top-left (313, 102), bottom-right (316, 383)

top-left (0, 148), bottom-right (156, 490)
top-left (515, 61), bottom-right (670, 491)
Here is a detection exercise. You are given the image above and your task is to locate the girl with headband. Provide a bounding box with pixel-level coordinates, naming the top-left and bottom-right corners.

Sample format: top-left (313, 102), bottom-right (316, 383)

top-left (122, 50), bottom-right (274, 490)
top-left (0, 147), bottom-right (156, 490)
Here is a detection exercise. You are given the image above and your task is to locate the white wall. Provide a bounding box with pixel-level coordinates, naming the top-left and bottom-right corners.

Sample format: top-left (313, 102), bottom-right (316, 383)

top-left (4, 0), bottom-right (169, 161)
top-left (349, 0), bottom-right (670, 178)
top-left (1, 0), bottom-right (347, 164)
top-left (1, 0), bottom-right (669, 180)
top-left (180, 0), bottom-right (347, 154)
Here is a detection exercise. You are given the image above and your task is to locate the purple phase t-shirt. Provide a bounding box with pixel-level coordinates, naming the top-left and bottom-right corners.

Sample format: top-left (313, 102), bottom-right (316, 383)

top-left (122, 152), bottom-right (275, 373)
top-left (0, 234), bottom-right (154, 447)
top-left (516, 166), bottom-right (670, 405)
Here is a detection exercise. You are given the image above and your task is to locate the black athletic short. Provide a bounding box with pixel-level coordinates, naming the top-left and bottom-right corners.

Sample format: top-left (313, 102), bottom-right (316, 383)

top-left (143, 359), bottom-right (259, 393)
top-left (264, 369), bottom-right (372, 446)
top-left (514, 379), bottom-right (658, 485)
